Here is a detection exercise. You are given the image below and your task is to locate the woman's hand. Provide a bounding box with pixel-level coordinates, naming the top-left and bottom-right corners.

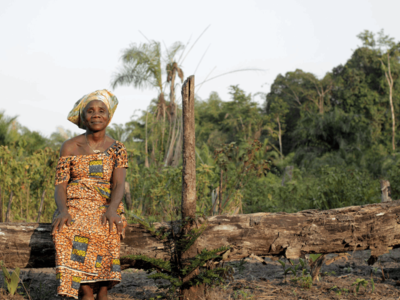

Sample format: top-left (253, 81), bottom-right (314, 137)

top-left (51, 211), bottom-right (72, 235)
top-left (101, 209), bottom-right (123, 234)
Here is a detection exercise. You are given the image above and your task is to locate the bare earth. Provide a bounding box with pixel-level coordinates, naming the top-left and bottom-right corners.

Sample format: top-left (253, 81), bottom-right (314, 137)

top-left (3, 249), bottom-right (400, 299)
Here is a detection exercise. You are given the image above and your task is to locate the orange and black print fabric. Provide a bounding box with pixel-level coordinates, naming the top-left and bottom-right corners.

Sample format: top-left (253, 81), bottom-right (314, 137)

top-left (52, 141), bottom-right (128, 299)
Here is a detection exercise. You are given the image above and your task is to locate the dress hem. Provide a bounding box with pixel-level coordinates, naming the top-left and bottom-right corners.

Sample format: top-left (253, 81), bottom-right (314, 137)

top-left (57, 292), bottom-right (78, 299)
top-left (80, 279), bottom-right (121, 284)
top-left (56, 265), bottom-right (98, 276)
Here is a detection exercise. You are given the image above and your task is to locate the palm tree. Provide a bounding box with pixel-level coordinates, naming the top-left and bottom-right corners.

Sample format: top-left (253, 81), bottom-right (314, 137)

top-left (111, 40), bottom-right (184, 167)
top-left (111, 41), bottom-right (166, 118)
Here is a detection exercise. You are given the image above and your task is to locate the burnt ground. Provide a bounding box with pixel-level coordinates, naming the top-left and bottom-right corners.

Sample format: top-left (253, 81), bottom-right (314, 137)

top-left (3, 249), bottom-right (400, 299)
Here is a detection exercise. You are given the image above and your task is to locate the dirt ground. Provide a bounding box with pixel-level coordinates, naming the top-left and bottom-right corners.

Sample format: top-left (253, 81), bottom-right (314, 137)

top-left (3, 249), bottom-right (400, 300)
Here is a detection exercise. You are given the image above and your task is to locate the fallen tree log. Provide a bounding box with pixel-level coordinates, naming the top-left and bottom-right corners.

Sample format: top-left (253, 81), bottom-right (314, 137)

top-left (1, 200), bottom-right (400, 269)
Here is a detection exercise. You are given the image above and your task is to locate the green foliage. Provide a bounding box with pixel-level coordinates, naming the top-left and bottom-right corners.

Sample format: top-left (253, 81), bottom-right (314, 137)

top-left (122, 216), bottom-right (233, 297)
top-left (1, 261), bottom-right (20, 296)
top-left (278, 258), bottom-right (309, 284)
top-left (351, 278), bottom-right (375, 295)
top-left (0, 143), bottom-right (58, 222)
top-left (330, 286), bottom-right (349, 296)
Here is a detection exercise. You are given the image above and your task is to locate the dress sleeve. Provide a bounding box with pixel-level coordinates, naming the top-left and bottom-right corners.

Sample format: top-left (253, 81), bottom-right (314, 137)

top-left (114, 142), bottom-right (128, 169)
top-left (55, 157), bottom-right (72, 185)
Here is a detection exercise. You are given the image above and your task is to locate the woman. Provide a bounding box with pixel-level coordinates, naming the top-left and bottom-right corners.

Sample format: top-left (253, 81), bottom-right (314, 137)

top-left (51, 89), bottom-right (128, 300)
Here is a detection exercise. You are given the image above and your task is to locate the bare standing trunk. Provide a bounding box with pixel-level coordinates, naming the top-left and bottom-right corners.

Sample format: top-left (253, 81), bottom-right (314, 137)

top-left (181, 75), bottom-right (196, 222)
top-left (5, 191), bottom-right (13, 222)
top-left (36, 190), bottom-right (46, 223)
top-left (381, 55), bottom-right (396, 150)
top-left (124, 181), bottom-right (133, 211)
top-left (277, 116), bottom-right (283, 159)
top-left (180, 75), bottom-right (205, 299)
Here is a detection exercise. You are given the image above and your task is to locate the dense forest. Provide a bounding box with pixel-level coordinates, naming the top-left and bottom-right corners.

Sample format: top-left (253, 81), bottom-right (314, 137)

top-left (1, 30), bottom-right (400, 223)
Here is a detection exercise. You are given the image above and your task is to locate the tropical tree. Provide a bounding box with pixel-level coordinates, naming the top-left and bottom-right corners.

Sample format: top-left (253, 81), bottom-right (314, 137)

top-left (356, 30), bottom-right (400, 151)
top-left (111, 40), bottom-right (185, 166)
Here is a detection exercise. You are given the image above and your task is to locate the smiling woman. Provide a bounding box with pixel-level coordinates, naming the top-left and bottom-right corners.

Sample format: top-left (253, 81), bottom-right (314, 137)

top-left (51, 89), bottom-right (128, 300)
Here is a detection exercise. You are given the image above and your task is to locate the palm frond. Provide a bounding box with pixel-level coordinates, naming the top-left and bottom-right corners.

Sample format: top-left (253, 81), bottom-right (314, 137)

top-left (196, 68), bottom-right (265, 86)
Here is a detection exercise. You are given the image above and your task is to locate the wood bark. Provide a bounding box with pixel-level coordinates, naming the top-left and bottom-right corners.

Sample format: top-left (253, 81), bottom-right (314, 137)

top-left (181, 75), bottom-right (196, 222)
top-left (5, 191), bottom-right (13, 222)
top-left (180, 75), bottom-right (205, 299)
top-left (3, 200), bottom-right (400, 271)
top-left (124, 182), bottom-right (133, 211)
top-left (36, 190), bottom-right (46, 223)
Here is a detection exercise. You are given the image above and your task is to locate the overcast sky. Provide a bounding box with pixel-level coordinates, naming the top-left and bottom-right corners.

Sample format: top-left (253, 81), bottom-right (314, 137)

top-left (1, 0), bottom-right (400, 136)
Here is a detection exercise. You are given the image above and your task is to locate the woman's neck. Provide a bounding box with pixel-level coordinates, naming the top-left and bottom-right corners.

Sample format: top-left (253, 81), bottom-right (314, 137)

top-left (86, 130), bottom-right (106, 143)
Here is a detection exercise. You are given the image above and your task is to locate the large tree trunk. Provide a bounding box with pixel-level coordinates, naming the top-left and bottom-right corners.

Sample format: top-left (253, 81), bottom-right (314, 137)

top-left (2, 200), bottom-right (400, 270)
top-left (180, 75), bottom-right (204, 299)
top-left (181, 75), bottom-right (196, 222)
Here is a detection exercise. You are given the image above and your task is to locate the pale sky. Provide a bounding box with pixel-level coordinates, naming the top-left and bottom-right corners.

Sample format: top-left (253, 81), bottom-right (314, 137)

top-left (1, 0), bottom-right (400, 136)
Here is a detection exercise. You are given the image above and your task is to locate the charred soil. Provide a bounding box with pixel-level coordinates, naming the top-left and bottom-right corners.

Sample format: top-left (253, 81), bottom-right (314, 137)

top-left (2, 249), bottom-right (400, 299)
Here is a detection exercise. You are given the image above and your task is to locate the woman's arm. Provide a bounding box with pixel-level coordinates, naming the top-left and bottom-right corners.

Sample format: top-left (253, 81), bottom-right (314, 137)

top-left (52, 182), bottom-right (72, 234)
top-left (51, 141), bottom-right (74, 235)
top-left (102, 167), bottom-right (126, 234)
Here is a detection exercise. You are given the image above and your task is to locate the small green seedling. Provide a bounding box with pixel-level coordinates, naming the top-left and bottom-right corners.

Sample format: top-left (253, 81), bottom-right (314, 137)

top-left (278, 260), bottom-right (292, 282)
top-left (0, 260), bottom-right (20, 295)
top-left (330, 286), bottom-right (349, 296)
top-left (352, 278), bottom-right (375, 295)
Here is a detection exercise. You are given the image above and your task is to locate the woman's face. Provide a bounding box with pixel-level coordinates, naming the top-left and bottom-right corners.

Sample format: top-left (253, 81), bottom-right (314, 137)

top-left (83, 100), bottom-right (110, 132)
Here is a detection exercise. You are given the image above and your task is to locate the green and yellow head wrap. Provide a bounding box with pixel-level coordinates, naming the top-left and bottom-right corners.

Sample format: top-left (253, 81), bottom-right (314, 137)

top-left (67, 89), bottom-right (118, 129)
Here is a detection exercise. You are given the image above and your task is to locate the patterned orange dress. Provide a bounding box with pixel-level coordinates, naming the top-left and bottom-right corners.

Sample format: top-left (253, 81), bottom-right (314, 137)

top-left (52, 141), bottom-right (128, 299)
